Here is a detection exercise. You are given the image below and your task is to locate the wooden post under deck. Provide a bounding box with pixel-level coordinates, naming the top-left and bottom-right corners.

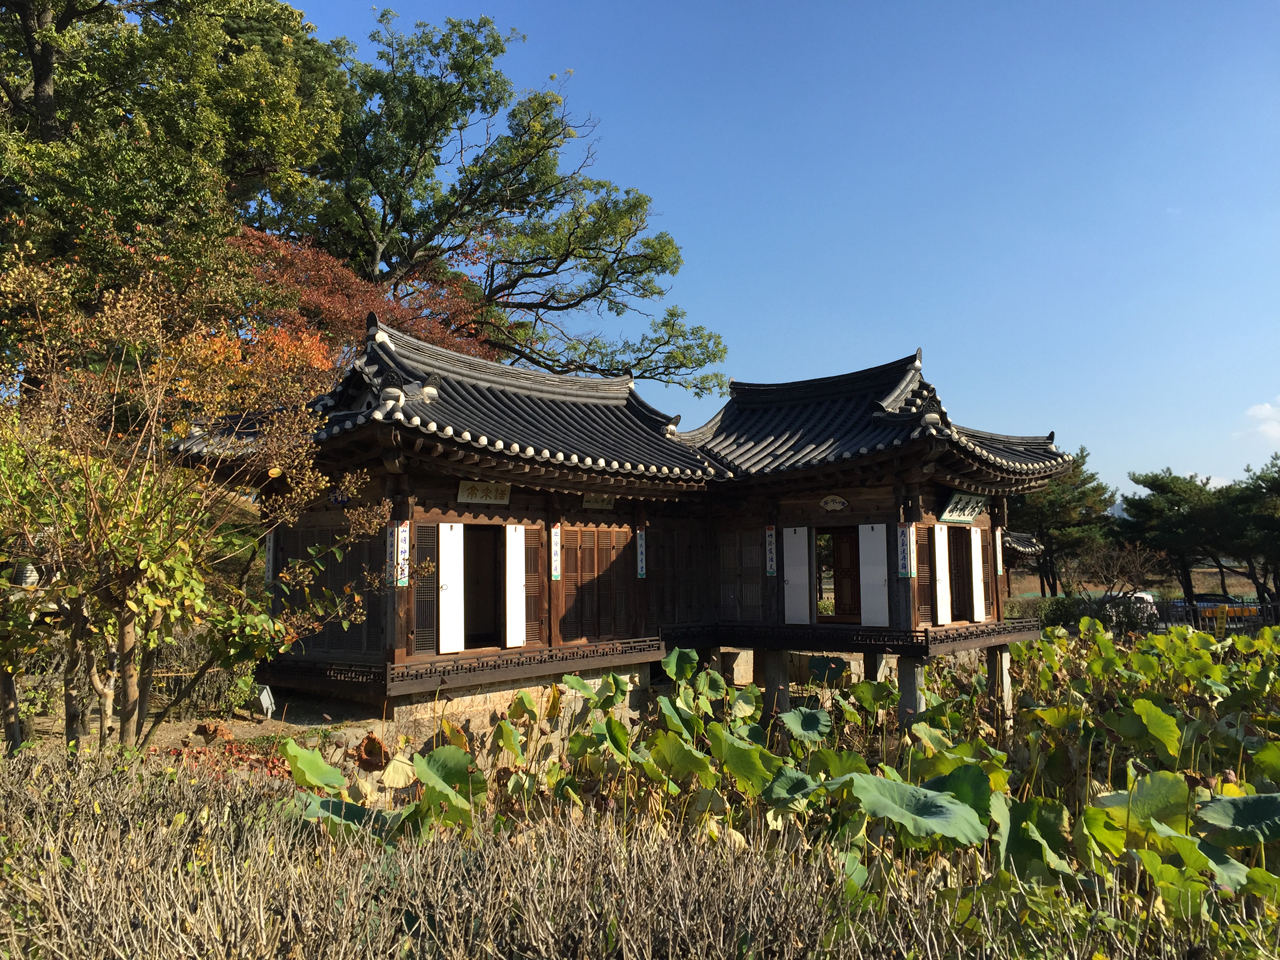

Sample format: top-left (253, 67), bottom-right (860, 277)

top-left (897, 655), bottom-right (927, 727)
top-left (986, 643), bottom-right (1013, 740)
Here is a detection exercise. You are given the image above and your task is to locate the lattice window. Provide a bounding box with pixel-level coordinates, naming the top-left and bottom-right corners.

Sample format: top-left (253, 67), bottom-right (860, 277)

top-left (916, 526), bottom-right (934, 627)
top-left (413, 524), bottom-right (439, 654)
top-left (948, 526), bottom-right (975, 623)
top-left (981, 528), bottom-right (994, 619)
top-left (559, 525), bottom-right (633, 640)
top-left (649, 525), bottom-right (713, 628)
top-left (276, 524), bottom-right (384, 660)
top-left (525, 525), bottom-right (545, 644)
top-left (719, 529), bottom-right (763, 622)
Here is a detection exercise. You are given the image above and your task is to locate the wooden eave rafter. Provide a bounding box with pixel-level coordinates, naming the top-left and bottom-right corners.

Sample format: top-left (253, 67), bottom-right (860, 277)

top-left (317, 423), bottom-right (707, 499)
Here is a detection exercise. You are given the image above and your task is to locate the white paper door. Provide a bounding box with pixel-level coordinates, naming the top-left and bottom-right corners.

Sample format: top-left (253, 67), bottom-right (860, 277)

top-left (783, 526), bottom-right (810, 624)
top-left (505, 524), bottom-right (526, 647)
top-left (437, 522), bottom-right (465, 652)
top-left (933, 525), bottom-right (952, 626)
top-left (858, 524), bottom-right (890, 627)
top-left (970, 527), bottom-right (986, 623)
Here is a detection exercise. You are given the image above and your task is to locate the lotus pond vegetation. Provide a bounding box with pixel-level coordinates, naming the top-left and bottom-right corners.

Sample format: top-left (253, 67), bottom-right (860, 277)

top-left (6, 619), bottom-right (1280, 958)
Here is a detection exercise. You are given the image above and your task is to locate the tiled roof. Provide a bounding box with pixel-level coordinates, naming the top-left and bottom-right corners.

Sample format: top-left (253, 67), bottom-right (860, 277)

top-left (679, 349), bottom-right (1072, 484)
top-left (315, 317), bottom-right (716, 482)
top-left (1002, 531), bottom-right (1044, 556)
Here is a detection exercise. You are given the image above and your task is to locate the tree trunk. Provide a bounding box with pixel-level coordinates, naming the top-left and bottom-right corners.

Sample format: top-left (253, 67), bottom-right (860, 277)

top-left (134, 644), bottom-right (158, 742)
top-left (63, 640), bottom-right (89, 751)
top-left (117, 613), bottom-right (140, 748)
top-left (1213, 558), bottom-right (1229, 596)
top-left (1, 668), bottom-right (22, 755)
top-left (1177, 556), bottom-right (1199, 629)
top-left (87, 647), bottom-right (117, 749)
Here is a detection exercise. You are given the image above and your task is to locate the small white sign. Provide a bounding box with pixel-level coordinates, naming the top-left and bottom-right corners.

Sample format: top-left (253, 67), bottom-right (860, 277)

top-left (583, 493), bottom-right (615, 510)
top-left (396, 520), bottom-right (410, 586)
top-left (636, 527), bottom-right (646, 579)
top-left (457, 480), bottom-right (511, 505)
top-left (551, 523), bottom-right (562, 581)
top-left (765, 525), bottom-right (777, 577)
top-left (897, 522), bottom-right (916, 578)
top-left (995, 526), bottom-right (1004, 576)
top-left (938, 491), bottom-right (988, 524)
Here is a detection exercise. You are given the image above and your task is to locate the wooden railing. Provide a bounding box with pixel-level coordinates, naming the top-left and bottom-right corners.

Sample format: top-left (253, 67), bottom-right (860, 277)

top-left (660, 619), bottom-right (1042, 658)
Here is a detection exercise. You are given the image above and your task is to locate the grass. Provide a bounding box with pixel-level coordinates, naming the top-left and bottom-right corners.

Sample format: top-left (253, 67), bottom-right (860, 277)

top-left (0, 753), bottom-right (1270, 959)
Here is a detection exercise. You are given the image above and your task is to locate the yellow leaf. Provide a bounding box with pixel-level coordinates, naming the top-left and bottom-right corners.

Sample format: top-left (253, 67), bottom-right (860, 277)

top-left (381, 753), bottom-right (417, 789)
top-left (441, 718), bottom-right (467, 750)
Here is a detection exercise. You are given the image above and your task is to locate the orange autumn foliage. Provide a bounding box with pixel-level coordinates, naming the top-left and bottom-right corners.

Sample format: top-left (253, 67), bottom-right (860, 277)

top-left (228, 229), bottom-right (497, 366)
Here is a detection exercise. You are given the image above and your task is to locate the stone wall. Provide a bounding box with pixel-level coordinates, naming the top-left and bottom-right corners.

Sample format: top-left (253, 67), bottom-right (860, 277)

top-left (386, 663), bottom-right (651, 770)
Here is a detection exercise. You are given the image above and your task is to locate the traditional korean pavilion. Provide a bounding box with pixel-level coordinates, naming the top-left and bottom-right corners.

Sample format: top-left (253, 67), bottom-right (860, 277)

top-left (262, 315), bottom-right (1072, 722)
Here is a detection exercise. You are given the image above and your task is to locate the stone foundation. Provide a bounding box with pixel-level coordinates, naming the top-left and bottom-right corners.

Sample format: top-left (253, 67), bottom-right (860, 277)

top-left (707, 647), bottom-right (754, 685)
top-left (385, 663), bottom-right (651, 769)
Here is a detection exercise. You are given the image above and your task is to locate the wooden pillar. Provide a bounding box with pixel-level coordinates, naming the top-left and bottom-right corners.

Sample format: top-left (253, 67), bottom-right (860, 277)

top-left (549, 494), bottom-right (564, 646)
top-left (384, 475), bottom-right (413, 663)
top-left (757, 649), bottom-right (791, 718)
top-left (634, 503), bottom-right (648, 637)
top-left (987, 644), bottom-right (1013, 740)
top-left (897, 655), bottom-right (927, 727)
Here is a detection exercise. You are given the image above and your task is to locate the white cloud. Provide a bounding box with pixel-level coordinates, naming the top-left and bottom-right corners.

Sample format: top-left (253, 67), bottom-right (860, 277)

top-left (1246, 397), bottom-right (1280, 441)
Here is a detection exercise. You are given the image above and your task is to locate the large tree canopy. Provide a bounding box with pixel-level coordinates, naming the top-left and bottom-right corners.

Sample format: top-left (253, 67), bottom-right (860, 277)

top-left (1, 2), bottom-right (726, 392)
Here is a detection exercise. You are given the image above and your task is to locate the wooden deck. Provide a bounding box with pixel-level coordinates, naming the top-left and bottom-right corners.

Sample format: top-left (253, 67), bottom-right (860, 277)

top-left (660, 618), bottom-right (1041, 659)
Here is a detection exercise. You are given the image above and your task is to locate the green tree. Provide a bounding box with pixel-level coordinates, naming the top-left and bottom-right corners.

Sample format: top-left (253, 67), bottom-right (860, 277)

top-left (1117, 470), bottom-right (1218, 605)
top-left (264, 11), bottom-right (726, 393)
top-left (1, 4), bottom-right (727, 392)
top-left (1206, 458), bottom-right (1280, 604)
top-left (0, 0), bottom-right (341, 320)
top-left (0, 254), bottom-right (373, 753)
top-left (1008, 447), bottom-right (1116, 597)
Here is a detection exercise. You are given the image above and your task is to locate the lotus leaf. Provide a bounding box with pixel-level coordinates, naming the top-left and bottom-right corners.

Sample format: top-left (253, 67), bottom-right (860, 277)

top-left (594, 673), bottom-right (629, 712)
top-left (508, 689), bottom-right (538, 723)
top-left (280, 738), bottom-right (345, 794)
top-left (1080, 807), bottom-right (1126, 858)
top-left (779, 706), bottom-right (832, 743)
top-left (496, 719), bottom-right (525, 764)
top-left (660, 647), bottom-right (698, 682)
top-left (1134, 849), bottom-right (1210, 920)
top-left (1198, 793), bottom-right (1280, 847)
top-left (380, 753), bottom-right (418, 790)
top-left (809, 748), bottom-right (870, 781)
top-left (910, 722), bottom-right (953, 757)
top-left (657, 695), bottom-right (698, 741)
top-left (647, 729), bottom-right (717, 790)
top-left (707, 722), bottom-right (786, 797)
top-left (839, 773), bottom-right (986, 845)
top-left (1032, 706), bottom-right (1084, 731)
top-left (1133, 699), bottom-right (1182, 768)
top-left (562, 674), bottom-right (598, 705)
top-left (762, 768), bottom-right (820, 810)
top-left (1093, 771), bottom-right (1189, 833)
top-left (921, 763), bottom-right (992, 823)
top-left (728, 684), bottom-right (762, 720)
top-left (1002, 798), bottom-right (1072, 876)
top-left (989, 791), bottom-right (1011, 865)
top-left (695, 669), bottom-right (727, 699)
top-left (1251, 740), bottom-right (1280, 782)
top-left (412, 746), bottom-right (486, 827)
top-left (1150, 820), bottom-right (1249, 892)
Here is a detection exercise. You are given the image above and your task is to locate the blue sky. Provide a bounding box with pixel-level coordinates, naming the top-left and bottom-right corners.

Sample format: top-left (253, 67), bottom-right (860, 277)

top-left (301, 1), bottom-right (1280, 494)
